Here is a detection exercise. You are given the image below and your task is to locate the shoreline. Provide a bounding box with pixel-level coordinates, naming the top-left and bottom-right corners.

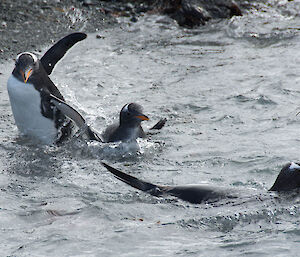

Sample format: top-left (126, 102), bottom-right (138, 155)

top-left (0, 0), bottom-right (117, 63)
top-left (0, 0), bottom-right (254, 63)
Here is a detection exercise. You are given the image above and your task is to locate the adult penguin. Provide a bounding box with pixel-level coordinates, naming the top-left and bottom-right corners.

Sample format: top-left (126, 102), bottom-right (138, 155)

top-left (7, 32), bottom-right (99, 144)
top-left (101, 162), bottom-right (300, 204)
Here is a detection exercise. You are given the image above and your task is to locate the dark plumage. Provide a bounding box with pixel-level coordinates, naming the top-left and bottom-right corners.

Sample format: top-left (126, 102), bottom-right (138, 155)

top-left (7, 33), bottom-right (88, 144)
top-left (101, 162), bottom-right (234, 204)
top-left (48, 100), bottom-right (166, 144)
top-left (101, 103), bottom-right (149, 143)
top-left (101, 162), bottom-right (300, 204)
top-left (269, 162), bottom-right (300, 191)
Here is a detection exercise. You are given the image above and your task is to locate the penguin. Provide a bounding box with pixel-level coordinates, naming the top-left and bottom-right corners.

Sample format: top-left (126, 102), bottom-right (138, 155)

top-left (101, 103), bottom-right (150, 143)
top-left (48, 100), bottom-right (165, 143)
top-left (49, 94), bottom-right (101, 142)
top-left (269, 162), bottom-right (300, 191)
top-left (101, 103), bottom-right (167, 143)
top-left (101, 162), bottom-right (300, 204)
top-left (7, 33), bottom-right (89, 144)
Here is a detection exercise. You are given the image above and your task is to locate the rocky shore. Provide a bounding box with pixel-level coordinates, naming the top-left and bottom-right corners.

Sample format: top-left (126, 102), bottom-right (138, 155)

top-left (0, 0), bottom-right (114, 62)
top-left (0, 0), bottom-right (264, 62)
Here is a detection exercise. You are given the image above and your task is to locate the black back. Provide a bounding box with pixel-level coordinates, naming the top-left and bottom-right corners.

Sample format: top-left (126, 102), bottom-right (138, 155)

top-left (101, 163), bottom-right (231, 204)
top-left (269, 163), bottom-right (300, 191)
top-left (102, 162), bottom-right (300, 204)
top-left (166, 185), bottom-right (229, 204)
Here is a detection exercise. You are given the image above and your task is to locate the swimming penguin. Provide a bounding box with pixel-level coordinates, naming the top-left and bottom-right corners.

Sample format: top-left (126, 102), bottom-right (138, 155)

top-left (101, 103), bottom-right (149, 143)
top-left (7, 33), bottom-right (91, 144)
top-left (269, 162), bottom-right (300, 191)
top-left (101, 103), bottom-right (167, 143)
top-left (101, 162), bottom-right (300, 204)
top-left (51, 101), bottom-right (166, 143)
top-left (101, 162), bottom-right (234, 204)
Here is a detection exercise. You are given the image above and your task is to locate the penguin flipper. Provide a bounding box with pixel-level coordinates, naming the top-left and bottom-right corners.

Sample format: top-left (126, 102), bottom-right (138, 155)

top-left (49, 94), bottom-right (86, 127)
top-left (41, 32), bottom-right (87, 75)
top-left (101, 162), bottom-right (164, 197)
top-left (49, 94), bottom-right (102, 142)
top-left (149, 118), bottom-right (167, 130)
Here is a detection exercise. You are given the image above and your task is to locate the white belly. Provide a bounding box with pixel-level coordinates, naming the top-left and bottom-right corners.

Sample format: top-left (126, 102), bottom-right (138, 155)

top-left (7, 75), bottom-right (57, 144)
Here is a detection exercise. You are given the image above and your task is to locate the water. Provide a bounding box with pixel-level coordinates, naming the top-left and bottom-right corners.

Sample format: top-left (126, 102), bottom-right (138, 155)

top-left (1, 1), bottom-right (300, 256)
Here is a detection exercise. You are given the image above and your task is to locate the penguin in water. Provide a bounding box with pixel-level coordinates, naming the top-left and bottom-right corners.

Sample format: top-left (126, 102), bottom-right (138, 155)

top-left (7, 32), bottom-right (98, 144)
top-left (102, 103), bottom-right (149, 143)
top-left (50, 101), bottom-right (166, 143)
top-left (101, 103), bottom-right (166, 143)
top-left (269, 162), bottom-right (300, 191)
top-left (101, 162), bottom-right (300, 204)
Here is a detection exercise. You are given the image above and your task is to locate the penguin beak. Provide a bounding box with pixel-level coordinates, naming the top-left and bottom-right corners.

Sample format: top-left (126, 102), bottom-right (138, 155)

top-left (135, 114), bottom-right (149, 121)
top-left (21, 68), bottom-right (33, 83)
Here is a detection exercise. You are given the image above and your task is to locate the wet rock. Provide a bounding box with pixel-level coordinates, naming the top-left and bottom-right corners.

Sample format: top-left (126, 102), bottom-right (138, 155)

top-left (130, 16), bottom-right (138, 23)
top-left (153, 0), bottom-right (243, 27)
top-left (229, 1), bottom-right (243, 16)
top-left (122, 11), bottom-right (132, 18)
top-left (82, 0), bottom-right (94, 6)
top-left (0, 0), bottom-right (257, 62)
top-left (170, 2), bottom-right (211, 27)
top-left (0, 0), bottom-right (116, 62)
top-left (96, 34), bottom-right (105, 39)
top-left (136, 3), bottom-right (149, 13)
top-left (40, 5), bottom-right (52, 10)
top-left (100, 7), bottom-right (113, 15)
top-left (124, 3), bottom-right (135, 12)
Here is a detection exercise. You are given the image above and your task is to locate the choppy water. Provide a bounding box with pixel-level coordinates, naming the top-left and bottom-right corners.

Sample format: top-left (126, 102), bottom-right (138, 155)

top-left (1, 1), bottom-right (300, 256)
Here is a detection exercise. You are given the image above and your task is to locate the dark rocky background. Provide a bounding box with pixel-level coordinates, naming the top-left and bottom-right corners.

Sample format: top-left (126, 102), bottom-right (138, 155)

top-left (0, 0), bottom-right (266, 62)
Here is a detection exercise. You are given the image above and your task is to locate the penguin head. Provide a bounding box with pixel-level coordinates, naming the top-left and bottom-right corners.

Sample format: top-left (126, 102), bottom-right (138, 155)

top-left (13, 52), bottom-right (39, 83)
top-left (119, 103), bottom-right (149, 127)
top-left (269, 162), bottom-right (300, 191)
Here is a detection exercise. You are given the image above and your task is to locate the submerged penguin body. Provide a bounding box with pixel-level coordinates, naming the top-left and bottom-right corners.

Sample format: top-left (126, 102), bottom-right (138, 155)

top-left (102, 162), bottom-right (300, 204)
